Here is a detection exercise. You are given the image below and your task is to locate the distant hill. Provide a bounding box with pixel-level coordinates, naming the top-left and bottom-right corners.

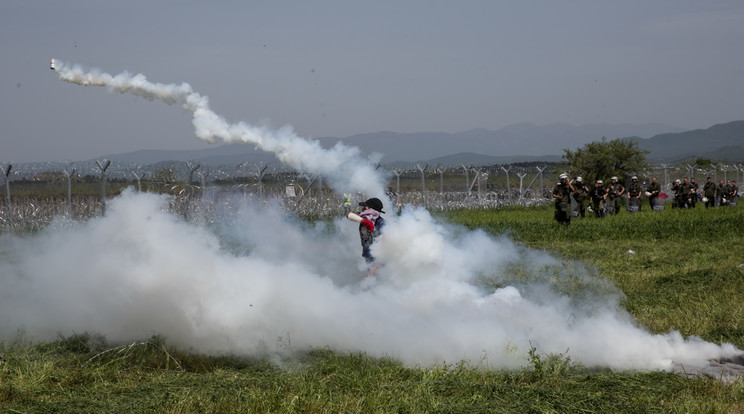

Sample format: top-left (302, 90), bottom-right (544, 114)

top-left (313, 122), bottom-right (680, 163)
top-left (694, 146), bottom-right (744, 162)
top-left (94, 122), bottom-right (682, 166)
top-left (98, 146), bottom-right (281, 166)
top-left (403, 152), bottom-right (562, 167)
top-left (630, 120), bottom-right (744, 162)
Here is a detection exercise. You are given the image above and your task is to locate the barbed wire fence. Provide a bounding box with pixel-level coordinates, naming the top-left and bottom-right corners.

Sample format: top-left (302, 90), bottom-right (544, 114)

top-left (0, 160), bottom-right (742, 232)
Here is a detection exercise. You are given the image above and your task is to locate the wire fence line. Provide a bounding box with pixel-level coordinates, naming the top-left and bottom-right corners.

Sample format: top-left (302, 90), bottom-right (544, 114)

top-left (1, 160), bottom-right (743, 231)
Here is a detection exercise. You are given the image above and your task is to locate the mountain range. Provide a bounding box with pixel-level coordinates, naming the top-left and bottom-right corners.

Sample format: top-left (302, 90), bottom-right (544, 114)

top-left (628, 121), bottom-right (744, 162)
top-left (97, 121), bottom-right (744, 167)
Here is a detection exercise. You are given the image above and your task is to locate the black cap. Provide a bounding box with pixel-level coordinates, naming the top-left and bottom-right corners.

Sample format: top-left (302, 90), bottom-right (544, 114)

top-left (359, 197), bottom-right (385, 213)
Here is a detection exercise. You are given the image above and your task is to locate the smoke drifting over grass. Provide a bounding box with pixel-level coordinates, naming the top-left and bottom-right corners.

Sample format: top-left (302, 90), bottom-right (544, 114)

top-left (0, 191), bottom-right (738, 370)
top-left (13, 60), bottom-right (736, 371)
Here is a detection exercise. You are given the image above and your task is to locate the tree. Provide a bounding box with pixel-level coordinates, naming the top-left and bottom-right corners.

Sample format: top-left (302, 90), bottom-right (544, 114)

top-left (692, 158), bottom-right (713, 168)
top-left (559, 137), bottom-right (649, 184)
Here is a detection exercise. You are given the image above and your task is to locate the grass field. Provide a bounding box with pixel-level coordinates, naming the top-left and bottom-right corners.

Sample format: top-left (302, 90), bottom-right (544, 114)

top-left (2, 201), bottom-right (744, 413)
top-left (443, 203), bottom-right (744, 345)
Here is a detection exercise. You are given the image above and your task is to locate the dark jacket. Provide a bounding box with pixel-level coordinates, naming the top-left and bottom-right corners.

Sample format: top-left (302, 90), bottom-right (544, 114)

top-left (590, 186), bottom-right (606, 202)
top-left (360, 216), bottom-right (385, 263)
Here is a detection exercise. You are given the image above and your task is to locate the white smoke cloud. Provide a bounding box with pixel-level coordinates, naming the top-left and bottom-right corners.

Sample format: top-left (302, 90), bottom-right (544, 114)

top-left (35, 60), bottom-right (741, 371)
top-left (0, 190), bottom-right (738, 370)
top-left (51, 60), bottom-right (387, 199)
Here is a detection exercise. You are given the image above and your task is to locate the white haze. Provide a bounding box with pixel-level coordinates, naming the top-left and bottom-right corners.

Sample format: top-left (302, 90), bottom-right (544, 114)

top-left (0, 191), bottom-right (738, 370)
top-left (3, 60), bottom-right (735, 370)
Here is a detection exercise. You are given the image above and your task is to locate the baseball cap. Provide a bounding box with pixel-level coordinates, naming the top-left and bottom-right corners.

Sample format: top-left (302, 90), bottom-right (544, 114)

top-left (359, 197), bottom-right (385, 213)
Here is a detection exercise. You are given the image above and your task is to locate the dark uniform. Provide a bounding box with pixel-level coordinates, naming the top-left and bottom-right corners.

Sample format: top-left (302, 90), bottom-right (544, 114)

top-left (703, 178), bottom-right (717, 208)
top-left (590, 180), bottom-right (607, 218)
top-left (689, 178), bottom-right (699, 208)
top-left (606, 178), bottom-right (625, 215)
top-left (646, 178), bottom-right (661, 209)
top-left (731, 181), bottom-right (739, 203)
top-left (626, 176), bottom-right (642, 211)
top-left (571, 178), bottom-right (590, 218)
top-left (679, 178), bottom-right (693, 208)
top-left (672, 180), bottom-right (683, 208)
top-left (717, 180), bottom-right (727, 206)
top-left (722, 180), bottom-right (737, 205)
top-left (552, 175), bottom-right (573, 224)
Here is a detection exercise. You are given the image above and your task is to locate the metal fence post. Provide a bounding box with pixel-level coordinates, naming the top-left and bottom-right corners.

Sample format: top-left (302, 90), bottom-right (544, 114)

top-left (3, 164), bottom-right (12, 229)
top-left (64, 166), bottom-right (76, 216)
top-left (96, 159), bottom-right (111, 215)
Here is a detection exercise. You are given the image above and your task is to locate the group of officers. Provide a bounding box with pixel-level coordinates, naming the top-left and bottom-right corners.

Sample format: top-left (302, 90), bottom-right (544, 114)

top-left (552, 174), bottom-right (740, 224)
top-left (672, 177), bottom-right (739, 209)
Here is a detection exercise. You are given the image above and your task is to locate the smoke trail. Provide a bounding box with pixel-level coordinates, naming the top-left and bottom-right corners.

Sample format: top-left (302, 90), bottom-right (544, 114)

top-left (51, 60), bottom-right (387, 199)
top-left (37, 60), bottom-right (741, 372)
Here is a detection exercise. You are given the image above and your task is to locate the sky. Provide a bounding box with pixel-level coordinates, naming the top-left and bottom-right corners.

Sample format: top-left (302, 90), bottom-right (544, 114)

top-left (2, 0), bottom-right (744, 162)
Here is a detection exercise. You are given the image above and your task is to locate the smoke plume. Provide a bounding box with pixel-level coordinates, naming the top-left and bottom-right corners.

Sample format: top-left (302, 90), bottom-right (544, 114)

top-left (1, 191), bottom-right (738, 370)
top-left (16, 60), bottom-right (737, 371)
top-left (51, 60), bottom-right (387, 199)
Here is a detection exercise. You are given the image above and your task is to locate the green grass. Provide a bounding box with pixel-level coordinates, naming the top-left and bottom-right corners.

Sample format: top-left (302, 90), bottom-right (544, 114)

top-left (442, 203), bottom-right (744, 346)
top-left (3, 203), bottom-right (744, 413)
top-left (3, 336), bottom-right (743, 413)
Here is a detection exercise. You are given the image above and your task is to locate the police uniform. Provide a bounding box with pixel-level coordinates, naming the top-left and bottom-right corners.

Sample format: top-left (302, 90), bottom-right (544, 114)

top-left (679, 179), bottom-right (693, 208)
top-left (552, 174), bottom-right (572, 224)
top-left (571, 177), bottom-right (589, 218)
top-left (646, 179), bottom-right (661, 209)
top-left (672, 180), bottom-right (683, 208)
top-left (703, 179), bottom-right (717, 208)
top-left (606, 177), bottom-right (624, 215)
top-left (626, 176), bottom-right (642, 211)
top-left (590, 180), bottom-right (607, 218)
top-left (689, 179), bottom-right (699, 208)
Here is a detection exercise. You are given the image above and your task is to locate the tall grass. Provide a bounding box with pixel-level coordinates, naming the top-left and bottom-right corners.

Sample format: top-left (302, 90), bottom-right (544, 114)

top-left (442, 204), bottom-right (744, 345)
top-left (3, 335), bottom-right (743, 413)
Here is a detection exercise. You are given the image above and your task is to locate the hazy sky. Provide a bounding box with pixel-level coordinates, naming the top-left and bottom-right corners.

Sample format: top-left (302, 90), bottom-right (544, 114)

top-left (2, 1), bottom-right (743, 162)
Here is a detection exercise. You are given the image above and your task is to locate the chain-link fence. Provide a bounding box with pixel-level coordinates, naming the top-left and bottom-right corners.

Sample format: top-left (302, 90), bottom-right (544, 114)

top-left (1, 160), bottom-right (743, 231)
